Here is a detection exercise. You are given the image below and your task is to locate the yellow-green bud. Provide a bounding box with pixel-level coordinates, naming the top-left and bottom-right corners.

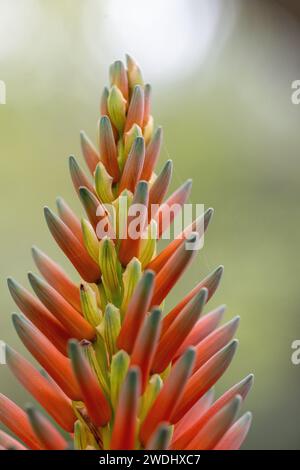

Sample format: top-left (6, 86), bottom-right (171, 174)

top-left (98, 237), bottom-right (122, 305)
top-left (120, 257), bottom-right (142, 319)
top-left (107, 85), bottom-right (126, 133)
top-left (81, 218), bottom-right (99, 263)
top-left (95, 161), bottom-right (115, 203)
top-left (103, 303), bottom-right (121, 359)
top-left (139, 219), bottom-right (157, 268)
top-left (139, 374), bottom-right (163, 422)
top-left (80, 283), bottom-right (102, 327)
top-left (110, 350), bottom-right (130, 410)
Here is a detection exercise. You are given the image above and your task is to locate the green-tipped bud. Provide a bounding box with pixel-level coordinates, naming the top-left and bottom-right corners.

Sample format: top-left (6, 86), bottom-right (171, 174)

top-left (107, 85), bottom-right (126, 133)
top-left (80, 283), bottom-right (102, 327)
top-left (95, 162), bottom-right (115, 203)
top-left (126, 54), bottom-right (144, 90)
top-left (146, 423), bottom-right (173, 450)
top-left (98, 237), bottom-right (122, 305)
top-left (120, 257), bottom-right (142, 318)
top-left (113, 189), bottom-right (133, 248)
top-left (124, 124), bottom-right (143, 160)
top-left (100, 86), bottom-right (109, 115)
top-left (109, 60), bottom-right (128, 101)
top-left (82, 339), bottom-right (110, 398)
top-left (139, 219), bottom-right (157, 269)
top-left (139, 374), bottom-right (163, 422)
top-left (79, 187), bottom-right (100, 229)
top-left (110, 350), bottom-right (130, 410)
top-left (81, 218), bottom-right (99, 263)
top-left (102, 303), bottom-right (121, 359)
top-left (143, 83), bottom-right (151, 126)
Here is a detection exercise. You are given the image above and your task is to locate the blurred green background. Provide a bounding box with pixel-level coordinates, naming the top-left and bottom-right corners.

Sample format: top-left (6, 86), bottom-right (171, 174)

top-left (1, 0), bottom-right (300, 450)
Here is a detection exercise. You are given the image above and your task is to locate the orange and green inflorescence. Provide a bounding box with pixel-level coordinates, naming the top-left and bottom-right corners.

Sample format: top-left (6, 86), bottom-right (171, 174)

top-left (0, 55), bottom-right (253, 450)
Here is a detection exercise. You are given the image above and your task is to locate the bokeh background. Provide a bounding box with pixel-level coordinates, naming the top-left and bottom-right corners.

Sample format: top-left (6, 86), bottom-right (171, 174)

top-left (1, 0), bottom-right (300, 449)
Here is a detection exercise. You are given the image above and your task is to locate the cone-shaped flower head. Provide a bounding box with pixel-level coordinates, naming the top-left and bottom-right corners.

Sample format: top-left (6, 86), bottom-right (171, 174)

top-left (1, 55), bottom-right (252, 451)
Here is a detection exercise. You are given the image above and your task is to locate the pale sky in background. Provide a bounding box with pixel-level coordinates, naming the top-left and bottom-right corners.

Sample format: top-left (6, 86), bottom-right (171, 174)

top-left (0, 0), bottom-right (236, 81)
top-left (83, 0), bottom-right (236, 81)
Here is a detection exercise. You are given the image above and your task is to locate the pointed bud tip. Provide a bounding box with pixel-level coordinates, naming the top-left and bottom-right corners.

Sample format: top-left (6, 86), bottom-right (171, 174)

top-left (205, 207), bottom-right (214, 222)
top-left (31, 245), bottom-right (40, 257)
top-left (245, 373), bottom-right (255, 386)
top-left (229, 339), bottom-right (239, 353)
top-left (127, 366), bottom-right (140, 387)
top-left (135, 179), bottom-right (148, 195)
top-left (243, 411), bottom-right (253, 422)
top-left (150, 307), bottom-right (162, 322)
top-left (24, 403), bottom-right (34, 413)
top-left (27, 271), bottom-right (37, 285)
top-left (195, 287), bottom-right (209, 305)
top-left (78, 185), bottom-right (88, 195)
top-left (216, 265), bottom-right (224, 275)
top-left (7, 277), bottom-right (15, 289)
top-left (43, 206), bottom-right (54, 223)
top-left (132, 84), bottom-right (143, 94)
top-left (185, 179), bottom-right (193, 190)
top-left (68, 155), bottom-right (78, 168)
top-left (143, 269), bottom-right (155, 285)
top-left (182, 346), bottom-right (196, 365)
top-left (232, 394), bottom-right (243, 408)
top-left (133, 136), bottom-right (145, 152)
top-left (68, 338), bottom-right (79, 358)
top-left (155, 126), bottom-right (163, 138)
top-left (99, 114), bottom-right (110, 128)
top-left (11, 312), bottom-right (23, 329)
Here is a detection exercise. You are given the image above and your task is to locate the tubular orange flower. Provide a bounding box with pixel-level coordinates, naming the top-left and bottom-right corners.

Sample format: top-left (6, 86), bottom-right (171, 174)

top-left (110, 367), bottom-right (140, 450)
top-left (155, 179), bottom-right (192, 238)
top-left (0, 430), bottom-right (28, 451)
top-left (69, 155), bottom-right (96, 196)
top-left (80, 130), bottom-right (100, 175)
top-left (28, 272), bottom-right (96, 341)
top-left (56, 197), bottom-right (84, 243)
top-left (7, 277), bottom-right (70, 355)
top-left (124, 85), bottom-right (144, 132)
top-left (147, 207), bottom-right (213, 273)
top-left (12, 313), bottom-right (81, 400)
top-left (171, 340), bottom-right (238, 423)
top-left (214, 412), bottom-right (253, 450)
top-left (1, 55), bottom-right (252, 450)
top-left (26, 405), bottom-right (68, 450)
top-left (32, 245), bottom-right (81, 312)
top-left (118, 136), bottom-right (145, 194)
top-left (171, 374), bottom-right (253, 449)
top-left (130, 308), bottom-right (162, 393)
top-left (68, 340), bottom-right (111, 428)
top-left (151, 289), bottom-right (208, 373)
top-left (44, 206), bottom-right (101, 283)
top-left (161, 265), bottom-right (224, 335)
top-left (185, 395), bottom-right (242, 450)
top-left (5, 345), bottom-right (76, 431)
top-left (140, 126), bottom-right (163, 181)
top-left (140, 347), bottom-right (196, 447)
top-left (99, 116), bottom-right (120, 183)
top-left (118, 180), bottom-right (149, 265)
top-left (174, 304), bottom-right (226, 359)
top-left (117, 270), bottom-right (155, 353)
top-left (0, 394), bottom-right (42, 450)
